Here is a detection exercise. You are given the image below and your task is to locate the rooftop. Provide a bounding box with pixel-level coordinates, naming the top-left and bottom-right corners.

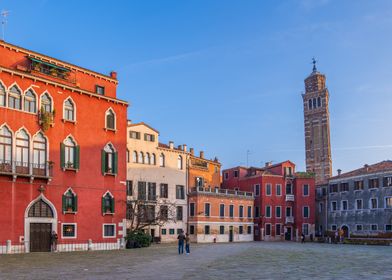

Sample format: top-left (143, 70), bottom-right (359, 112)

top-left (330, 160), bottom-right (392, 180)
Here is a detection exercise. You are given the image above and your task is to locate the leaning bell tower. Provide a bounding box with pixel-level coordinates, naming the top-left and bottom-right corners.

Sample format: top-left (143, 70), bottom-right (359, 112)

top-left (302, 59), bottom-right (332, 184)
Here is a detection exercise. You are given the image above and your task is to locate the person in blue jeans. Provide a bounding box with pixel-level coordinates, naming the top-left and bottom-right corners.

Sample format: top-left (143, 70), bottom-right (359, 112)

top-left (177, 230), bottom-right (185, 254)
top-left (185, 233), bottom-right (190, 255)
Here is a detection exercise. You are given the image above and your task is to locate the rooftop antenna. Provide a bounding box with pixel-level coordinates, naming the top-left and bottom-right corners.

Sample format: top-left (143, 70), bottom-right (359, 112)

top-left (1, 10), bottom-right (10, 41)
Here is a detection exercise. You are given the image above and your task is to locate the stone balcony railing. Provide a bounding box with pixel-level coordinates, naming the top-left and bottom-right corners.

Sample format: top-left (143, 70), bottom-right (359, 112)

top-left (285, 194), bottom-right (295, 202)
top-left (285, 216), bottom-right (294, 224)
top-left (190, 187), bottom-right (254, 198)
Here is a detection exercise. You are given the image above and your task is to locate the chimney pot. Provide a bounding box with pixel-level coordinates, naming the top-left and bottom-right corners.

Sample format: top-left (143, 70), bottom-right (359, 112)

top-left (177, 145), bottom-right (182, 150)
top-left (190, 148), bottom-right (194, 155)
top-left (110, 71), bottom-right (117, 79)
top-left (169, 141), bottom-right (174, 149)
top-left (183, 144), bottom-right (187, 152)
top-left (200, 151), bottom-right (204, 159)
top-left (337, 169), bottom-right (342, 176)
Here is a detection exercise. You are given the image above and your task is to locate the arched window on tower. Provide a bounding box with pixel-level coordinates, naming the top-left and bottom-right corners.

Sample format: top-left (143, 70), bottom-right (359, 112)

top-left (139, 152), bottom-right (144, 164)
top-left (312, 98), bottom-right (316, 109)
top-left (8, 85), bottom-right (21, 110)
top-left (308, 99), bottom-right (312, 110)
top-left (317, 97), bottom-right (321, 107)
top-left (145, 153), bottom-right (150, 165)
top-left (24, 89), bottom-right (37, 113)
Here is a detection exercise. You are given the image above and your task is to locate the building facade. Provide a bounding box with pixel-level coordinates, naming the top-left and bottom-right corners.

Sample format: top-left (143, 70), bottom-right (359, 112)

top-left (302, 61), bottom-right (332, 184)
top-left (222, 161), bottom-right (316, 241)
top-left (0, 41), bottom-right (128, 252)
top-left (327, 161), bottom-right (392, 237)
top-left (126, 122), bottom-right (188, 242)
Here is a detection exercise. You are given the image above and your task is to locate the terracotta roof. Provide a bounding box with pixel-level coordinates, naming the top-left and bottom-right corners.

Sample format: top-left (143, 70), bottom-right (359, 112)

top-left (330, 160), bottom-right (392, 180)
top-left (127, 122), bottom-right (159, 134)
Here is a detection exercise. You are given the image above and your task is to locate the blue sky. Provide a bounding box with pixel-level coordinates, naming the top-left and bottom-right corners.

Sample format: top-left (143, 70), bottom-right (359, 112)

top-left (2, 0), bottom-right (392, 173)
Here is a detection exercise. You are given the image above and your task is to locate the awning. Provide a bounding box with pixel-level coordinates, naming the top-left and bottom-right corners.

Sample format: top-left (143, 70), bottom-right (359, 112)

top-left (29, 57), bottom-right (70, 72)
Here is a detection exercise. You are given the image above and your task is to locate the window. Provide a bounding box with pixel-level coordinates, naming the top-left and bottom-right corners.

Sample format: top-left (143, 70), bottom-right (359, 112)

top-left (189, 203), bottom-right (195, 217)
top-left (266, 206), bottom-right (271, 218)
top-left (319, 202), bottom-right (323, 213)
top-left (317, 97), bottom-right (321, 107)
top-left (368, 178), bottom-right (379, 189)
top-left (276, 184), bottom-right (281, 196)
top-left (331, 201), bottom-right (337, 211)
top-left (247, 206), bottom-right (252, 218)
top-left (265, 224), bottom-right (271, 236)
top-left (32, 132), bottom-right (47, 175)
top-left (255, 206), bottom-right (260, 218)
top-left (356, 224), bottom-right (363, 231)
top-left (61, 137), bottom-right (79, 169)
top-left (160, 205), bottom-right (168, 220)
top-left (96, 85), bottom-right (105, 95)
top-left (340, 183), bottom-right (349, 192)
top-left (0, 126), bottom-right (12, 166)
top-left (189, 225), bottom-right (195, 235)
top-left (220, 225), bottom-right (225, 234)
top-left (286, 183), bottom-right (293, 194)
top-left (138, 181), bottom-right (147, 200)
top-left (0, 83), bottom-right (5, 106)
top-left (205, 203), bottom-right (210, 217)
top-left (204, 225), bottom-right (210, 235)
top-left (177, 155), bottom-right (183, 170)
top-left (229, 205), bottom-right (234, 218)
top-left (126, 149), bottom-right (130, 163)
top-left (385, 197), bottom-right (392, 209)
top-left (24, 89), bottom-right (36, 113)
top-left (8, 85), bottom-right (21, 110)
top-left (148, 182), bottom-right (156, 201)
top-left (233, 170), bottom-right (239, 177)
top-left (266, 184), bottom-right (272, 196)
top-left (356, 199), bottom-right (363, 210)
top-left (276, 206), bottom-right (281, 218)
top-left (41, 93), bottom-right (52, 112)
top-left (383, 176), bottom-right (392, 187)
top-left (63, 98), bottom-right (75, 121)
top-left (341, 200), bottom-right (348, 211)
top-left (15, 129), bottom-right (29, 173)
top-left (160, 184), bottom-right (168, 198)
top-left (303, 206), bottom-right (309, 218)
top-left (237, 205), bottom-right (243, 218)
top-left (126, 181), bottom-right (133, 196)
top-left (247, 225), bottom-right (252, 234)
top-left (103, 224), bottom-right (115, 238)
top-left (331, 225), bottom-right (337, 231)
top-left (329, 184), bottom-right (338, 193)
top-left (385, 225), bottom-right (392, 231)
top-left (129, 131), bottom-right (140, 139)
top-left (169, 229), bottom-right (175, 235)
top-left (151, 153), bottom-right (156, 165)
top-left (161, 229), bottom-right (167, 235)
top-left (105, 109), bottom-right (115, 130)
top-left (354, 180), bottom-right (364, 191)
top-left (62, 224), bottom-right (76, 238)
top-left (302, 224), bottom-right (309, 235)
top-left (276, 224), bottom-right (281, 236)
top-left (102, 193), bottom-right (114, 214)
top-left (371, 224), bottom-right (378, 231)
top-left (176, 185), bottom-right (185, 199)
top-left (303, 184), bottom-right (309, 196)
top-left (144, 133), bottom-right (155, 142)
top-left (195, 177), bottom-right (204, 187)
top-left (220, 204), bottom-right (225, 218)
top-left (312, 98), bottom-right (316, 108)
top-left (286, 207), bottom-right (292, 217)
top-left (254, 184), bottom-right (260, 196)
top-left (138, 152), bottom-right (144, 164)
top-left (145, 153), bottom-right (150, 165)
top-left (177, 206), bottom-right (183, 221)
top-left (308, 99), bottom-right (312, 109)
top-left (370, 198), bottom-right (378, 209)
top-left (159, 153), bottom-right (165, 167)
top-left (132, 151), bottom-right (138, 163)
top-left (284, 167), bottom-right (293, 176)
top-left (224, 172), bottom-right (228, 180)
top-left (102, 143), bottom-right (117, 174)
top-left (239, 226), bottom-right (243, 234)
top-left (62, 189), bottom-right (77, 212)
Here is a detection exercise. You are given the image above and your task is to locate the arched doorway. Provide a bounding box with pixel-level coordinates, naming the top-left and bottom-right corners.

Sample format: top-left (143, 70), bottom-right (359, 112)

top-left (24, 195), bottom-right (57, 252)
top-left (341, 225), bottom-right (349, 238)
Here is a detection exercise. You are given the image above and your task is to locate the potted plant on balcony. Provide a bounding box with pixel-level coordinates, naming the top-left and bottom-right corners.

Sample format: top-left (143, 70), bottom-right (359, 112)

top-left (66, 161), bottom-right (74, 169)
top-left (39, 107), bottom-right (55, 131)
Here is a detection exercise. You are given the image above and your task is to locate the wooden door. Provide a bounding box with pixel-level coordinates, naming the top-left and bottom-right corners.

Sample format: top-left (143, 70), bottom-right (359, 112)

top-left (30, 223), bottom-right (51, 252)
top-left (229, 226), bottom-right (233, 242)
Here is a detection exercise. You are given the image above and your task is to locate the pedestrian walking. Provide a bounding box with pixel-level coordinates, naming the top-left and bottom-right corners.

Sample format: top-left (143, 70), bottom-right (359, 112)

top-left (51, 231), bottom-right (58, 252)
top-left (185, 233), bottom-right (190, 255)
top-left (177, 230), bottom-right (185, 255)
top-left (301, 233), bottom-right (305, 243)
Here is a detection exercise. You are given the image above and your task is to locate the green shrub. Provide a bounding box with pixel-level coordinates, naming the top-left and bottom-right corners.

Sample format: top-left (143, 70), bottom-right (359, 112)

top-left (126, 230), bottom-right (151, 248)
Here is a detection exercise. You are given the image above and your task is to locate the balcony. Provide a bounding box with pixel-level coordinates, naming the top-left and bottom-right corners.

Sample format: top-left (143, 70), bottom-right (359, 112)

top-left (285, 216), bottom-right (294, 224)
top-left (190, 187), bottom-right (253, 198)
top-left (0, 160), bottom-right (53, 180)
top-left (285, 194), bottom-right (295, 202)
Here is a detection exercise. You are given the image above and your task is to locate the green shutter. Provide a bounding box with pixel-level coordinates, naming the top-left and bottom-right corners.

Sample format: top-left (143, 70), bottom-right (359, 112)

top-left (62, 195), bottom-right (66, 212)
top-left (111, 197), bottom-right (115, 213)
top-left (113, 152), bottom-right (118, 174)
top-left (101, 150), bottom-right (106, 175)
top-left (60, 143), bottom-right (65, 169)
top-left (101, 197), bottom-right (105, 214)
top-left (73, 195), bottom-right (78, 212)
top-left (74, 145), bottom-right (80, 169)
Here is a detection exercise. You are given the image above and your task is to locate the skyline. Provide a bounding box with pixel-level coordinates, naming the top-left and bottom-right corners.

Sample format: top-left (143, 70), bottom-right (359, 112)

top-left (1, 0), bottom-right (392, 173)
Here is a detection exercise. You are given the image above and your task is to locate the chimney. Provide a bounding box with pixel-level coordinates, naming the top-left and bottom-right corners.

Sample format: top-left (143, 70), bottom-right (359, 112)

top-left (177, 145), bottom-right (182, 150)
top-left (337, 169), bottom-right (342, 176)
top-left (265, 161), bottom-right (272, 167)
top-left (364, 164), bottom-right (369, 172)
top-left (127, 120), bottom-right (132, 126)
top-left (190, 148), bottom-right (194, 156)
top-left (200, 151), bottom-right (204, 159)
top-left (110, 71), bottom-right (117, 79)
top-left (183, 144), bottom-right (187, 152)
top-left (169, 141), bottom-right (174, 149)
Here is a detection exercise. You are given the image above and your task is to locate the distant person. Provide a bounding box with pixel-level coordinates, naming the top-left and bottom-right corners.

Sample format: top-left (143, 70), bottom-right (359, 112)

top-left (310, 233), bottom-right (313, 242)
top-left (177, 230), bottom-right (185, 254)
top-left (334, 230), bottom-right (339, 244)
top-left (51, 231), bottom-right (58, 252)
top-left (185, 233), bottom-right (190, 255)
top-left (301, 233), bottom-right (305, 243)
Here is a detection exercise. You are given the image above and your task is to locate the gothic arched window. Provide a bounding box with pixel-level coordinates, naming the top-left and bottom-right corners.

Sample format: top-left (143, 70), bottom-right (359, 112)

top-left (8, 85), bottom-right (21, 110)
top-left (24, 89), bottom-right (37, 113)
top-left (28, 199), bottom-right (53, 217)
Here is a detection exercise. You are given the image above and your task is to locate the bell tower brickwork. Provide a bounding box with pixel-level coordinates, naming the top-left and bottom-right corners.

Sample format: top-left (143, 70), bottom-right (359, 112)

top-left (302, 62), bottom-right (332, 184)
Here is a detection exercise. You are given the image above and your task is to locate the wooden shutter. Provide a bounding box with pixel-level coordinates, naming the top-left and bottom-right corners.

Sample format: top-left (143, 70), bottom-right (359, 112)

top-left (101, 150), bottom-right (106, 175)
top-left (113, 152), bottom-right (118, 174)
top-left (111, 197), bottom-right (115, 213)
top-left (60, 143), bottom-right (65, 169)
top-left (74, 145), bottom-right (80, 169)
top-left (101, 197), bottom-right (105, 214)
top-left (73, 195), bottom-right (78, 212)
top-left (62, 194), bottom-right (66, 212)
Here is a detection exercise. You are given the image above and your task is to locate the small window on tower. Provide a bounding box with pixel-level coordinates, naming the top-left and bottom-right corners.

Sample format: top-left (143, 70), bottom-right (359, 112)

top-left (317, 97), bottom-right (321, 107)
top-left (313, 98), bottom-right (317, 108)
top-left (308, 99), bottom-right (312, 109)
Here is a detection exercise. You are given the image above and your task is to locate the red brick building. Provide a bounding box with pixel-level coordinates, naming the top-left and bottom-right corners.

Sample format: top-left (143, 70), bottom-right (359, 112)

top-left (0, 41), bottom-right (128, 252)
top-left (222, 161), bottom-right (315, 241)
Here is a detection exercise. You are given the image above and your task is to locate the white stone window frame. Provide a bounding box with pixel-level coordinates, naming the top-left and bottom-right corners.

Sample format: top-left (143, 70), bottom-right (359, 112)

top-left (355, 199), bottom-right (363, 210)
top-left (102, 223), bottom-right (116, 238)
top-left (276, 184), bottom-right (282, 196)
top-left (331, 200), bottom-right (338, 211)
top-left (331, 224), bottom-right (337, 231)
top-left (104, 107), bottom-right (116, 131)
top-left (23, 87), bottom-right (38, 114)
top-left (341, 200), bottom-right (349, 211)
top-left (385, 196), bottom-right (392, 209)
top-left (303, 206), bottom-right (310, 218)
top-left (61, 223), bottom-right (77, 239)
top-left (265, 183), bottom-right (272, 196)
top-left (275, 206), bottom-right (282, 219)
top-left (254, 184), bottom-right (260, 196)
top-left (355, 224), bottom-right (363, 232)
top-left (265, 205), bottom-right (271, 218)
top-left (62, 96), bottom-right (76, 123)
top-left (303, 184), bottom-right (309, 196)
top-left (264, 223), bottom-right (272, 236)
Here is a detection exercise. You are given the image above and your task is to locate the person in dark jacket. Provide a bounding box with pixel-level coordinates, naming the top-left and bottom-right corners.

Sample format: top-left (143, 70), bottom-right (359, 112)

top-left (177, 230), bottom-right (185, 254)
top-left (51, 231), bottom-right (58, 252)
top-left (185, 233), bottom-right (190, 255)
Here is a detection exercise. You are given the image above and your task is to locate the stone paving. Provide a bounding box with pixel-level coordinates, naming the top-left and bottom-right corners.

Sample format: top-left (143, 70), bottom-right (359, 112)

top-left (0, 242), bottom-right (391, 280)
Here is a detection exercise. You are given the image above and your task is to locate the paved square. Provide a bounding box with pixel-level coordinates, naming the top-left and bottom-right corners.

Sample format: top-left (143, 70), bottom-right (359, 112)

top-left (0, 242), bottom-right (391, 279)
